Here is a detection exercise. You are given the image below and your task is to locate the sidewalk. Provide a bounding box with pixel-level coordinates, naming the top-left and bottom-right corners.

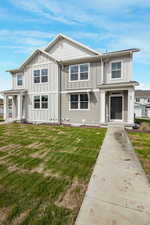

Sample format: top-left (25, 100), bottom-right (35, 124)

top-left (75, 125), bottom-right (150, 225)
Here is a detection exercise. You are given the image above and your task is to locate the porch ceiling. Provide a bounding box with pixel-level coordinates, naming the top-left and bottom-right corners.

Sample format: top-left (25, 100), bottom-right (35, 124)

top-left (1, 89), bottom-right (27, 96)
top-left (98, 81), bottom-right (139, 90)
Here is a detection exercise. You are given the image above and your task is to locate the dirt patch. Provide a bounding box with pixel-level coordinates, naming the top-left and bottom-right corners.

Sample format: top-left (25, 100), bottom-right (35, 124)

top-left (55, 180), bottom-right (87, 210)
top-left (129, 135), bottom-right (140, 141)
top-left (0, 207), bottom-right (11, 224)
top-left (31, 164), bottom-right (61, 178)
top-left (11, 210), bottom-right (30, 225)
top-left (31, 151), bottom-right (48, 159)
top-left (0, 144), bottom-right (21, 152)
top-left (58, 131), bottom-right (65, 134)
top-left (27, 142), bottom-right (43, 149)
top-left (140, 122), bottom-right (150, 131)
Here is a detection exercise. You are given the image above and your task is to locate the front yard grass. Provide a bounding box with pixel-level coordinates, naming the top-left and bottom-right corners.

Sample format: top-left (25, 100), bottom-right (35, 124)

top-left (129, 131), bottom-right (150, 182)
top-left (0, 116), bottom-right (4, 122)
top-left (0, 123), bottom-right (106, 225)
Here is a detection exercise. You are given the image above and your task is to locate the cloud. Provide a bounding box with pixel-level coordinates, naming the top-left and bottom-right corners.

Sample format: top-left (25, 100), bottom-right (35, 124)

top-left (10, 0), bottom-right (79, 24)
top-left (136, 83), bottom-right (150, 90)
top-left (0, 29), bottom-right (55, 53)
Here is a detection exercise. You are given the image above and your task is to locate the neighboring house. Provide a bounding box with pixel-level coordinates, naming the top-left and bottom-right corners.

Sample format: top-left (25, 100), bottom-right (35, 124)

top-left (135, 90), bottom-right (150, 118)
top-left (1, 33), bottom-right (139, 126)
top-left (0, 98), bottom-right (3, 117)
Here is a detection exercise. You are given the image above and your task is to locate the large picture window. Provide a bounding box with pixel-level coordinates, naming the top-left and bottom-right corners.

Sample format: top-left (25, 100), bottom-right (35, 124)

top-left (70, 64), bottom-right (89, 81)
top-left (34, 95), bottom-right (48, 109)
top-left (70, 93), bottom-right (89, 110)
top-left (111, 62), bottom-right (122, 79)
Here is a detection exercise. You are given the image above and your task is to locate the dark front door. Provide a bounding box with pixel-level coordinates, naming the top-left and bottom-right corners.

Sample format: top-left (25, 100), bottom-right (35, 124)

top-left (110, 96), bottom-right (123, 120)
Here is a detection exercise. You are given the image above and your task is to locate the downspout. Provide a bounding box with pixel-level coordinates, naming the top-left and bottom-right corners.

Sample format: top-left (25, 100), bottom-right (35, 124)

top-left (100, 56), bottom-right (104, 84)
top-left (58, 63), bottom-right (63, 125)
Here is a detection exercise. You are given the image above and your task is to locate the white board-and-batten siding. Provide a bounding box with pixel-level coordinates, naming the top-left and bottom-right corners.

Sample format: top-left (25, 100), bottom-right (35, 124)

top-left (12, 52), bottom-right (59, 123)
top-left (47, 39), bottom-right (95, 60)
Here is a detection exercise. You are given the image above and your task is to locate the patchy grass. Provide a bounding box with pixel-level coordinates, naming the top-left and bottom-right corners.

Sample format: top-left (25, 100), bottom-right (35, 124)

top-left (129, 131), bottom-right (150, 182)
top-left (0, 116), bottom-right (4, 122)
top-left (135, 118), bottom-right (150, 131)
top-left (0, 123), bottom-right (106, 225)
top-left (135, 118), bottom-right (150, 124)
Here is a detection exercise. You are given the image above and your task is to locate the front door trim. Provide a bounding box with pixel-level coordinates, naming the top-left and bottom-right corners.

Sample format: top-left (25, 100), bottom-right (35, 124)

top-left (109, 94), bottom-right (124, 122)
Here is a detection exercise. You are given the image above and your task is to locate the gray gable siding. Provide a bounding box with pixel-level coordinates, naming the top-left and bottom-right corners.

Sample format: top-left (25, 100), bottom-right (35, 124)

top-left (61, 62), bottom-right (102, 91)
top-left (103, 55), bottom-right (132, 84)
top-left (61, 91), bottom-right (100, 125)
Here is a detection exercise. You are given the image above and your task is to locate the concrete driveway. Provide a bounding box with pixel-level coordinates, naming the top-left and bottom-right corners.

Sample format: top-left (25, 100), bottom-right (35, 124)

top-left (75, 125), bottom-right (150, 225)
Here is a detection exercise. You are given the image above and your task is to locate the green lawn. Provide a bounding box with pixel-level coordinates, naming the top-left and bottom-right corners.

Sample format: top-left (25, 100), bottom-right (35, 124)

top-left (0, 116), bottom-right (4, 122)
top-left (0, 123), bottom-right (106, 225)
top-left (129, 131), bottom-right (150, 182)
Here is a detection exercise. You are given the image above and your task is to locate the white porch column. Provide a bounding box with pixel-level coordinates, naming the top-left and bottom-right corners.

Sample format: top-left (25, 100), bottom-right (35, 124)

top-left (3, 95), bottom-right (8, 121)
top-left (100, 89), bottom-right (106, 123)
top-left (17, 95), bottom-right (22, 121)
top-left (128, 87), bottom-right (135, 124)
top-left (12, 96), bottom-right (16, 120)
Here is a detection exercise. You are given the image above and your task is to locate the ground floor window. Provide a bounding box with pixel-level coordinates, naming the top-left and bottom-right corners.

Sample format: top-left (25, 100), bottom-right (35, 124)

top-left (34, 95), bottom-right (48, 109)
top-left (70, 93), bottom-right (89, 110)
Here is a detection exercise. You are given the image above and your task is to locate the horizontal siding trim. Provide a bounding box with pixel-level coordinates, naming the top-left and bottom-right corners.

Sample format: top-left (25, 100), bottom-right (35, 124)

top-left (28, 89), bottom-right (100, 94)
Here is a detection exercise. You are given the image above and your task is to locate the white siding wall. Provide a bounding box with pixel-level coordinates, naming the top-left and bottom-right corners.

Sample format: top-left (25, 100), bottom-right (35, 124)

top-left (26, 93), bottom-right (59, 122)
top-left (48, 39), bottom-right (94, 60)
top-left (12, 52), bottom-right (59, 123)
top-left (12, 73), bottom-right (24, 89)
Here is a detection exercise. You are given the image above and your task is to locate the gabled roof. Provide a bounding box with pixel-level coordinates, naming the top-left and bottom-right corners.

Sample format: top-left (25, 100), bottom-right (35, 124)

top-left (7, 49), bottom-right (58, 73)
top-left (45, 33), bottom-right (101, 56)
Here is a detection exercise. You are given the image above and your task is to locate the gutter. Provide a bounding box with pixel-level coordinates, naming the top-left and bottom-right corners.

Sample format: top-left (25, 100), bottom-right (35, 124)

top-left (59, 48), bottom-right (140, 65)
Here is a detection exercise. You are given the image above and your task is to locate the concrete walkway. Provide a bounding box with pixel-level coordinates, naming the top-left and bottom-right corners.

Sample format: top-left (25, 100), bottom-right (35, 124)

top-left (75, 125), bottom-right (150, 225)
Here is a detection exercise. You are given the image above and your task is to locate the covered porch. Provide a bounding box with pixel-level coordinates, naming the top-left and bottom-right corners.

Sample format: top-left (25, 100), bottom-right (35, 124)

top-left (99, 82), bottom-right (137, 126)
top-left (1, 89), bottom-right (27, 122)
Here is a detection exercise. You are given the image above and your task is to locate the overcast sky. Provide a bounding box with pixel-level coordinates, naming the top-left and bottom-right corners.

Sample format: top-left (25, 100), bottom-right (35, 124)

top-left (0, 0), bottom-right (150, 92)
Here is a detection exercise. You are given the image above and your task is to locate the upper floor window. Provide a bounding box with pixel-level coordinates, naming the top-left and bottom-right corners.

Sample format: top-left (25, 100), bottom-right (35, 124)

top-left (34, 70), bottom-right (40, 83)
top-left (17, 75), bottom-right (23, 86)
top-left (69, 64), bottom-right (89, 81)
top-left (80, 64), bottom-right (88, 80)
top-left (34, 95), bottom-right (48, 109)
top-left (111, 62), bottom-right (122, 79)
top-left (41, 69), bottom-right (48, 83)
top-left (33, 69), bottom-right (48, 83)
top-left (147, 98), bottom-right (150, 103)
top-left (70, 93), bottom-right (89, 110)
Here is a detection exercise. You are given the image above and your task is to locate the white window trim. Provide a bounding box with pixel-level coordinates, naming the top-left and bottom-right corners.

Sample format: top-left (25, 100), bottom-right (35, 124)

top-left (109, 94), bottom-right (124, 122)
top-left (16, 74), bottom-right (23, 87)
top-left (69, 63), bottom-right (90, 82)
top-left (136, 97), bottom-right (140, 103)
top-left (69, 93), bottom-right (90, 111)
top-left (33, 95), bottom-right (48, 110)
top-left (32, 69), bottom-right (48, 84)
top-left (110, 60), bottom-right (123, 80)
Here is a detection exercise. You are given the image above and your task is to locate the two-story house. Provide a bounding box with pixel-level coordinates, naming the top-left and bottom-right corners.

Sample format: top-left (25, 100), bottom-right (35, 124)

top-left (135, 90), bottom-right (150, 118)
top-left (1, 34), bottom-right (139, 126)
